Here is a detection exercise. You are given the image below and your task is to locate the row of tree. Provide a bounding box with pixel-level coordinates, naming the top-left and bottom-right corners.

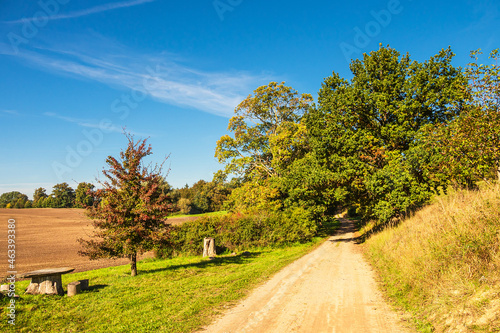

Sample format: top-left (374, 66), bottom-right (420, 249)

top-left (0, 182), bottom-right (95, 209)
top-left (172, 179), bottom-right (236, 214)
top-left (0, 180), bottom-right (234, 213)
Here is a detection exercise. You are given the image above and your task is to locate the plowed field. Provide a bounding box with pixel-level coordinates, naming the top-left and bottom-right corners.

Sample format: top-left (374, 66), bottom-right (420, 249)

top-left (0, 208), bottom-right (196, 279)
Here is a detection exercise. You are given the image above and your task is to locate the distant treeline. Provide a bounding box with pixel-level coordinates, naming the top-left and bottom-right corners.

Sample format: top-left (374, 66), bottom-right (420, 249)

top-left (0, 179), bottom-right (236, 213)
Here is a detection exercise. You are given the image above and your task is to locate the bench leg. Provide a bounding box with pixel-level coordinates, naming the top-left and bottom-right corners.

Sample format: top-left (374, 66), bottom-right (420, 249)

top-left (25, 274), bottom-right (64, 295)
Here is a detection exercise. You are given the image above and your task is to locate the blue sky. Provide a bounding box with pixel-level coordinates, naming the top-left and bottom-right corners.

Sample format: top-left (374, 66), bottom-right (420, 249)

top-left (0, 0), bottom-right (498, 198)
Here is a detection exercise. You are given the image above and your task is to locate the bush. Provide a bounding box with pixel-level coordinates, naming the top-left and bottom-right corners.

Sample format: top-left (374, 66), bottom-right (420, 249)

top-left (156, 207), bottom-right (318, 258)
top-left (177, 198), bottom-right (192, 214)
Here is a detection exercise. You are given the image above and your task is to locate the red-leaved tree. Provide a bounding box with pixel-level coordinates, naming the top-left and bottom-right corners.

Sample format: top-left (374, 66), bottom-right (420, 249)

top-left (78, 133), bottom-right (173, 276)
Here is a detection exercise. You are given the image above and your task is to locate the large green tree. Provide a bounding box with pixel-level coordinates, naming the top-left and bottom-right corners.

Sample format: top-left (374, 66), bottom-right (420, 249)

top-left (75, 182), bottom-right (95, 208)
top-left (305, 46), bottom-right (466, 222)
top-left (215, 81), bottom-right (313, 181)
top-left (51, 183), bottom-right (75, 208)
top-left (0, 191), bottom-right (28, 208)
top-left (33, 187), bottom-right (48, 207)
top-left (78, 134), bottom-right (173, 276)
top-left (215, 82), bottom-right (313, 212)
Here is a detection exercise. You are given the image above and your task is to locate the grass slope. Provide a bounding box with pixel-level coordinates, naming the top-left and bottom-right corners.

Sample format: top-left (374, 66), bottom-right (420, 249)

top-left (1, 229), bottom-right (335, 332)
top-left (363, 184), bottom-right (500, 332)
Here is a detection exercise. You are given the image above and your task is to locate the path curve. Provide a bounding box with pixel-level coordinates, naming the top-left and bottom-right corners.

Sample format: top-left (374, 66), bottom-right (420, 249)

top-left (200, 218), bottom-right (412, 333)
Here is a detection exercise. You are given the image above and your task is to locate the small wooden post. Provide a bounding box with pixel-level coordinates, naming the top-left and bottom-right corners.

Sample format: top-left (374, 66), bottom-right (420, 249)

top-left (203, 238), bottom-right (216, 258)
top-left (67, 281), bottom-right (81, 297)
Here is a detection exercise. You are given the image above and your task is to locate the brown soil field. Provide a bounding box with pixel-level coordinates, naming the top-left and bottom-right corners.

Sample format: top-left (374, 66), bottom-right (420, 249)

top-left (0, 208), bottom-right (197, 280)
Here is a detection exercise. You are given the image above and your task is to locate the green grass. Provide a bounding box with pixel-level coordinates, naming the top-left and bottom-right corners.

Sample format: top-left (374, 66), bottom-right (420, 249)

top-left (169, 211), bottom-right (228, 219)
top-left (0, 225), bottom-right (336, 333)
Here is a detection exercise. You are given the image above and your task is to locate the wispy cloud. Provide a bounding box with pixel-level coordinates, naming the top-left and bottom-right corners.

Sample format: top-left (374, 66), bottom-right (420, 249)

top-left (43, 112), bottom-right (121, 132)
top-left (4, 0), bottom-right (155, 24)
top-left (0, 182), bottom-right (53, 188)
top-left (1, 109), bottom-right (20, 116)
top-left (8, 37), bottom-right (271, 117)
top-left (43, 112), bottom-right (153, 137)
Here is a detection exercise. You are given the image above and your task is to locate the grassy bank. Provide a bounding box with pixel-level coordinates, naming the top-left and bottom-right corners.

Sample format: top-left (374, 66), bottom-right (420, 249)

top-left (0, 221), bottom-right (336, 333)
top-left (363, 184), bottom-right (500, 332)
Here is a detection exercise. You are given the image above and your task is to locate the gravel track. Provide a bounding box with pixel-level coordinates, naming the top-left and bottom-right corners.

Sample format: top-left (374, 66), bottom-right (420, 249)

top-left (200, 218), bottom-right (413, 333)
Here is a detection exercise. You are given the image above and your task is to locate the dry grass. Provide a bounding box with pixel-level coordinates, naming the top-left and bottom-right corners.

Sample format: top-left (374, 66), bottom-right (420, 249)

top-left (363, 184), bottom-right (500, 332)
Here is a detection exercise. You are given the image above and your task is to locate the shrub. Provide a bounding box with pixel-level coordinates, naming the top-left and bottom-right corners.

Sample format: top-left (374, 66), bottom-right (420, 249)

top-left (177, 198), bottom-right (192, 214)
top-left (156, 207), bottom-right (318, 258)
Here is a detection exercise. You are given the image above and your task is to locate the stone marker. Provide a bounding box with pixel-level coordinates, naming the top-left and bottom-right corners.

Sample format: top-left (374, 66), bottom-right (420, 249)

top-left (203, 237), bottom-right (216, 258)
top-left (67, 281), bottom-right (81, 297)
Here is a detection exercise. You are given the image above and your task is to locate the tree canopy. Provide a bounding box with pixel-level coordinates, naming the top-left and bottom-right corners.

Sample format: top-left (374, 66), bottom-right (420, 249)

top-left (75, 182), bottom-right (96, 208)
top-left (423, 49), bottom-right (500, 186)
top-left (215, 81), bottom-right (313, 181)
top-left (0, 191), bottom-right (28, 208)
top-left (303, 46), bottom-right (466, 221)
top-left (51, 183), bottom-right (76, 208)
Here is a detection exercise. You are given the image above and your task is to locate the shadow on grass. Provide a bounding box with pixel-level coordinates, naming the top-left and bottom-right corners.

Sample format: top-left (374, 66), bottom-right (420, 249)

top-left (352, 217), bottom-right (406, 244)
top-left (85, 284), bottom-right (108, 293)
top-left (141, 252), bottom-right (262, 275)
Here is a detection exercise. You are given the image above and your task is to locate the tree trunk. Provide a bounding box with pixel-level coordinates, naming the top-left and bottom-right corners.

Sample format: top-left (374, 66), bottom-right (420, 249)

top-left (130, 253), bottom-right (137, 276)
top-left (203, 238), bottom-right (216, 258)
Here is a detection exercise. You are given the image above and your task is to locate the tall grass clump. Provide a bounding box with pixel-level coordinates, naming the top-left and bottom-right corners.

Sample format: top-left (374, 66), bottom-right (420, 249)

top-left (364, 184), bottom-right (500, 332)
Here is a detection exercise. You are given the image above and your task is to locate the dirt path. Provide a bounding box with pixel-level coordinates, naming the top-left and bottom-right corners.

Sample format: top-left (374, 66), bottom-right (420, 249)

top-left (200, 218), bottom-right (412, 333)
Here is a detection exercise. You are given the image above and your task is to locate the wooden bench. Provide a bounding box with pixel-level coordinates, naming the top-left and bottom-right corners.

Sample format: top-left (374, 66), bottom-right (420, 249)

top-left (18, 267), bottom-right (75, 295)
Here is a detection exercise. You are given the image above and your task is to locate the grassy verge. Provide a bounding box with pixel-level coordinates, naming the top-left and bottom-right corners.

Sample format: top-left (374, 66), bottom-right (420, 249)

top-left (1, 219), bottom-right (337, 332)
top-left (362, 184), bottom-right (500, 332)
